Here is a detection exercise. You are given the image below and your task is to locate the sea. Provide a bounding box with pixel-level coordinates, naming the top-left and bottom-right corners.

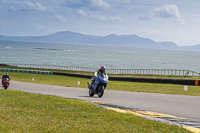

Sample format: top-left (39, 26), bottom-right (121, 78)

top-left (0, 41), bottom-right (200, 72)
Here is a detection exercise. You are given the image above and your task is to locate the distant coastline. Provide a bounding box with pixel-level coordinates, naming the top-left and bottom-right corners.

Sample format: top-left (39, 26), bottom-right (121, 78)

top-left (0, 31), bottom-right (200, 51)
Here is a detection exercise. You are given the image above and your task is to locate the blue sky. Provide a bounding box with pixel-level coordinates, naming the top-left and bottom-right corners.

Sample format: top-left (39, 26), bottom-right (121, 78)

top-left (0, 0), bottom-right (200, 46)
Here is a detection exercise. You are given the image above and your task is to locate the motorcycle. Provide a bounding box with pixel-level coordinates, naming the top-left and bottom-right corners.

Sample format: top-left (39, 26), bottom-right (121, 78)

top-left (87, 73), bottom-right (109, 98)
top-left (2, 78), bottom-right (10, 89)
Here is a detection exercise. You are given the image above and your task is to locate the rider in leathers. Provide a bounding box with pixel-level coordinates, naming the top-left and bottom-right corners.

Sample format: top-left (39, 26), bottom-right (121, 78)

top-left (2, 73), bottom-right (10, 86)
top-left (88, 65), bottom-right (107, 92)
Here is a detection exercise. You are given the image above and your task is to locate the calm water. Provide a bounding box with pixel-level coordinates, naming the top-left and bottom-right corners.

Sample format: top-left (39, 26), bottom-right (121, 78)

top-left (0, 41), bottom-right (200, 72)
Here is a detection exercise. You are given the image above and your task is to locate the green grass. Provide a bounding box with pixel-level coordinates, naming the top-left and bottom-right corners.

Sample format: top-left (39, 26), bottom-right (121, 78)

top-left (0, 90), bottom-right (191, 133)
top-left (2, 71), bottom-right (200, 96)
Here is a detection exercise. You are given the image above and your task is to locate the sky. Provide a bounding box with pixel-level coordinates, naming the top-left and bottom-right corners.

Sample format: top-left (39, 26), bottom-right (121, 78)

top-left (0, 0), bottom-right (200, 46)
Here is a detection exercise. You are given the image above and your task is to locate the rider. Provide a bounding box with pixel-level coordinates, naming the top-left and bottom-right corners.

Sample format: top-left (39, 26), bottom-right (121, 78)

top-left (88, 65), bottom-right (107, 91)
top-left (1, 73), bottom-right (10, 86)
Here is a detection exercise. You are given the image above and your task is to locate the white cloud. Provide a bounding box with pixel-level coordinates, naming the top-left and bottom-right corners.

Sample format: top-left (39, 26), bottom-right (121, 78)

top-left (35, 2), bottom-right (46, 11)
top-left (155, 5), bottom-right (180, 19)
top-left (77, 9), bottom-right (121, 22)
top-left (10, 6), bottom-right (20, 12)
top-left (91, 15), bottom-right (121, 22)
top-left (56, 15), bottom-right (66, 22)
top-left (23, 1), bottom-right (47, 11)
top-left (154, 4), bottom-right (185, 24)
top-left (92, 0), bottom-right (110, 8)
top-left (123, 0), bottom-right (130, 4)
top-left (65, 0), bottom-right (110, 9)
top-left (33, 24), bottom-right (44, 30)
top-left (77, 9), bottom-right (87, 16)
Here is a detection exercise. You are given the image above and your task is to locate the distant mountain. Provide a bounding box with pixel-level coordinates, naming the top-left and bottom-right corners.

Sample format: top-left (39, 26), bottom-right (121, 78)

top-left (0, 31), bottom-right (191, 50)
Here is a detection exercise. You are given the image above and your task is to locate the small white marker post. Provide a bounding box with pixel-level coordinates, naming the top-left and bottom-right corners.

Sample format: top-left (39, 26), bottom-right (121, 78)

top-left (184, 86), bottom-right (188, 91)
top-left (77, 81), bottom-right (80, 85)
top-left (32, 78), bottom-right (34, 81)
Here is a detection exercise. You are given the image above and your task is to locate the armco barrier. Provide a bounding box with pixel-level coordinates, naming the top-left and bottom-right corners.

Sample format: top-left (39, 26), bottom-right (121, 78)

top-left (53, 72), bottom-right (200, 86)
top-left (53, 72), bottom-right (91, 78)
top-left (110, 77), bottom-right (200, 86)
top-left (0, 68), bottom-right (52, 74)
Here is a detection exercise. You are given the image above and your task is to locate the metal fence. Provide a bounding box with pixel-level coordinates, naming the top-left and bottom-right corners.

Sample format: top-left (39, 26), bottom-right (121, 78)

top-left (0, 63), bottom-right (98, 72)
top-left (1, 63), bottom-right (200, 76)
top-left (106, 69), bottom-right (200, 76)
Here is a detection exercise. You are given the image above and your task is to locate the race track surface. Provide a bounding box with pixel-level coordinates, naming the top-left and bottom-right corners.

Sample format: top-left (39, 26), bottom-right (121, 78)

top-left (2, 81), bottom-right (200, 122)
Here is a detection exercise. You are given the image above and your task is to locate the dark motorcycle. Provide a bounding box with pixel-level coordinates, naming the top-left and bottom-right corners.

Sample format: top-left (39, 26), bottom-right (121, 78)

top-left (2, 78), bottom-right (10, 89)
top-left (88, 73), bottom-right (109, 98)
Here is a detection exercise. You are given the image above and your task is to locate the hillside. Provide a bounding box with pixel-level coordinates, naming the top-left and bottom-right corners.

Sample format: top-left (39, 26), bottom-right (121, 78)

top-left (0, 31), bottom-right (196, 50)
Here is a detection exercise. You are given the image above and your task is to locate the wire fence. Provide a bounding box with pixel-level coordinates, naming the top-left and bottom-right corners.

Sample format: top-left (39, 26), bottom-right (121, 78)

top-left (1, 63), bottom-right (200, 76)
top-left (106, 69), bottom-right (199, 76)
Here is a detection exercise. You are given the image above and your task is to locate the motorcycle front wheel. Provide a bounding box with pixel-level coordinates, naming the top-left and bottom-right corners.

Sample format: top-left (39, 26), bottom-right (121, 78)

top-left (4, 84), bottom-right (8, 89)
top-left (89, 89), bottom-right (94, 97)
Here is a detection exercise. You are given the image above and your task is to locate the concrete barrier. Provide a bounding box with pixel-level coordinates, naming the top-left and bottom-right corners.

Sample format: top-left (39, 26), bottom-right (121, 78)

top-left (0, 68), bottom-right (52, 75)
top-left (110, 76), bottom-right (199, 86)
top-left (53, 72), bottom-right (91, 78)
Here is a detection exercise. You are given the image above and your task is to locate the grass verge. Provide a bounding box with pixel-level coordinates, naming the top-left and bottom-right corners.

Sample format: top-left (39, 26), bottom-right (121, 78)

top-left (0, 90), bottom-right (191, 133)
top-left (1, 71), bottom-right (200, 96)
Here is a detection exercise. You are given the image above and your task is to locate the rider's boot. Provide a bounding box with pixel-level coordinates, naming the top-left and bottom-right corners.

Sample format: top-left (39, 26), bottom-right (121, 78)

top-left (87, 82), bottom-right (91, 89)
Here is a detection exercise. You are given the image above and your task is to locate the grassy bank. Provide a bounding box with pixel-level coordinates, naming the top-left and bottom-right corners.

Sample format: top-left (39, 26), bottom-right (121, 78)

top-left (0, 90), bottom-right (190, 133)
top-left (1, 71), bottom-right (200, 96)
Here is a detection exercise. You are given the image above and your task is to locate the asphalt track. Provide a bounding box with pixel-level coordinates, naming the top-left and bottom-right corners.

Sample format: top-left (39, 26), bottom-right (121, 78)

top-left (2, 81), bottom-right (200, 122)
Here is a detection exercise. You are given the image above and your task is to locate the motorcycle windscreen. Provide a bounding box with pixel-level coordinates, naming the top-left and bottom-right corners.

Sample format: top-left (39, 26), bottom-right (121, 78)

top-left (99, 74), bottom-right (108, 83)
